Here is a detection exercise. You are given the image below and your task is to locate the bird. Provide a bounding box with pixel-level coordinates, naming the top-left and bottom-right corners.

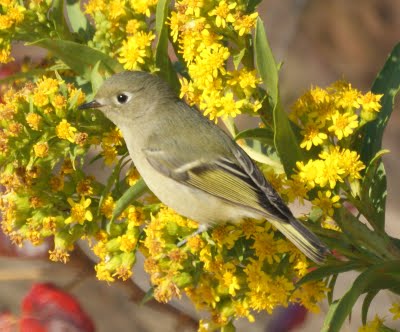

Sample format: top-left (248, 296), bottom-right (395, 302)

top-left (78, 71), bottom-right (329, 264)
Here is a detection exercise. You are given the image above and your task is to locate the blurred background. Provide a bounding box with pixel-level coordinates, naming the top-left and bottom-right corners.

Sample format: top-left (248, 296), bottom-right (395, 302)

top-left (1, 0), bottom-right (400, 331)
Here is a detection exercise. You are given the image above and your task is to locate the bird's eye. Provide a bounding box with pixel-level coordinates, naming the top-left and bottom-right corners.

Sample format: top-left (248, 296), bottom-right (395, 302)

top-left (116, 93), bottom-right (129, 104)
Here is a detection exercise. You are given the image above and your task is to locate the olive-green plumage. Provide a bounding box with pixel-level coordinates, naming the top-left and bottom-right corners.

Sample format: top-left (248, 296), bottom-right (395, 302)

top-left (79, 71), bottom-right (330, 263)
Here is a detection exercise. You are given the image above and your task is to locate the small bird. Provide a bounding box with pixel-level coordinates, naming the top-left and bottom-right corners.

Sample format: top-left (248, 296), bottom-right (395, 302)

top-left (79, 71), bottom-right (329, 264)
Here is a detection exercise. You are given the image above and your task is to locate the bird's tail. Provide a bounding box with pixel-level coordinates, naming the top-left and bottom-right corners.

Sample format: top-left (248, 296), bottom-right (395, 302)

top-left (268, 218), bottom-right (330, 264)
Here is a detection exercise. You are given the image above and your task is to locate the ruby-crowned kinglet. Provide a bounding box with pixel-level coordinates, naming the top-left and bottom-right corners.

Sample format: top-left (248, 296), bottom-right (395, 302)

top-left (79, 71), bottom-right (329, 263)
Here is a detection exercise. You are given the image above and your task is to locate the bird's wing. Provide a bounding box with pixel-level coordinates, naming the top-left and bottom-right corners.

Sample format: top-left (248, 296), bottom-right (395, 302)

top-left (143, 141), bottom-right (292, 223)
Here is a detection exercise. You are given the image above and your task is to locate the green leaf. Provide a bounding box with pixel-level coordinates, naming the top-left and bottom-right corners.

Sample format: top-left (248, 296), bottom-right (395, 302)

top-left (90, 61), bottom-right (105, 96)
top-left (110, 178), bottom-right (148, 222)
top-left (66, 0), bottom-right (94, 41)
top-left (273, 98), bottom-right (304, 175)
top-left (296, 261), bottom-right (362, 288)
top-left (155, 0), bottom-right (180, 92)
top-left (322, 261), bottom-right (400, 332)
top-left (233, 48), bottom-right (246, 69)
top-left (327, 274), bottom-right (338, 305)
top-left (358, 43), bottom-right (400, 166)
top-left (322, 300), bottom-right (340, 332)
top-left (334, 207), bottom-right (395, 260)
top-left (140, 287), bottom-right (155, 305)
top-left (32, 39), bottom-right (123, 79)
top-left (254, 17), bottom-right (278, 106)
top-left (359, 149), bottom-right (389, 232)
top-left (234, 127), bottom-right (274, 145)
top-left (246, 0), bottom-right (262, 12)
top-left (361, 290), bottom-right (380, 325)
top-left (48, 0), bottom-right (72, 40)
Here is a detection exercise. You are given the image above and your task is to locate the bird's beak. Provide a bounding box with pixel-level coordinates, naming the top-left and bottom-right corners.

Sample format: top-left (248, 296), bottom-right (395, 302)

top-left (78, 100), bottom-right (103, 110)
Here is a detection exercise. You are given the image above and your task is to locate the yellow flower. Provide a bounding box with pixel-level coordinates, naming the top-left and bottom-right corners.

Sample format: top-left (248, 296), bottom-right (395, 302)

top-left (328, 111), bottom-right (358, 140)
top-left (390, 302), bottom-right (400, 320)
top-left (51, 94), bottom-right (67, 110)
top-left (222, 271), bottom-right (240, 296)
top-left (0, 41), bottom-right (13, 63)
top-left (85, 0), bottom-right (105, 15)
top-left (358, 315), bottom-right (384, 332)
top-left (208, 1), bottom-right (236, 28)
top-left (335, 83), bottom-right (361, 109)
top-left (36, 77), bottom-right (60, 95)
top-left (216, 92), bottom-right (244, 118)
top-left (102, 144), bottom-right (118, 165)
top-left (312, 190), bottom-right (341, 216)
top-left (26, 113), bottom-right (42, 130)
top-left (102, 128), bottom-right (123, 146)
top-left (227, 69), bottom-right (260, 89)
top-left (291, 280), bottom-right (328, 313)
top-left (101, 196), bottom-right (115, 219)
top-left (317, 151), bottom-right (345, 189)
top-left (108, 0), bottom-right (126, 20)
top-left (358, 91), bottom-right (383, 113)
top-left (33, 142), bottom-right (49, 158)
top-left (130, 0), bottom-right (157, 17)
top-left (76, 177), bottom-right (94, 196)
top-left (252, 232), bottom-right (280, 264)
top-left (300, 123), bottom-right (328, 150)
top-left (126, 19), bottom-right (141, 34)
top-left (294, 159), bottom-right (324, 189)
top-left (126, 167), bottom-right (140, 186)
top-left (65, 197), bottom-right (93, 225)
top-left (33, 91), bottom-right (49, 107)
top-left (232, 12), bottom-right (258, 36)
top-left (49, 248), bottom-right (70, 263)
top-left (118, 32), bottom-right (155, 70)
top-left (55, 119), bottom-right (77, 143)
top-left (339, 149), bottom-right (365, 180)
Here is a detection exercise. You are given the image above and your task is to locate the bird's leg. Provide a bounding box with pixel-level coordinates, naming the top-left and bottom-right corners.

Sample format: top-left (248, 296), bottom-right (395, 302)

top-left (177, 224), bottom-right (208, 247)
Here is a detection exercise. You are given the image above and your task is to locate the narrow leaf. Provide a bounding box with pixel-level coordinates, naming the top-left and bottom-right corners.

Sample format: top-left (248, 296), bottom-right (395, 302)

top-left (66, 0), bottom-right (94, 41)
top-left (322, 261), bottom-right (400, 332)
top-left (334, 207), bottom-right (395, 260)
top-left (361, 290), bottom-right (380, 325)
top-left (296, 261), bottom-right (362, 288)
top-left (254, 17), bottom-right (278, 105)
top-left (358, 43), bottom-right (400, 166)
top-left (327, 274), bottom-right (338, 305)
top-left (111, 178), bottom-right (148, 222)
top-left (273, 98), bottom-right (304, 175)
top-left (233, 48), bottom-right (246, 69)
top-left (33, 39), bottom-right (123, 79)
top-left (359, 149), bottom-right (389, 232)
top-left (234, 127), bottom-right (274, 145)
top-left (155, 0), bottom-right (180, 92)
top-left (49, 0), bottom-right (72, 40)
top-left (246, 0), bottom-right (262, 12)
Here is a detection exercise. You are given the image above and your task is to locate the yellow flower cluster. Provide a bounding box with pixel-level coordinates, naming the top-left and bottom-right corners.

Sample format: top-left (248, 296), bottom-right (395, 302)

top-left (288, 81), bottom-right (382, 228)
top-left (170, 0), bottom-right (261, 120)
top-left (0, 0), bottom-right (25, 63)
top-left (141, 207), bottom-right (328, 329)
top-left (292, 81), bottom-right (382, 150)
top-left (0, 76), bottom-right (124, 264)
top-left (0, 0), bottom-right (53, 63)
top-left (93, 205), bottom-right (144, 282)
top-left (85, 0), bottom-right (157, 70)
top-left (358, 315), bottom-right (385, 332)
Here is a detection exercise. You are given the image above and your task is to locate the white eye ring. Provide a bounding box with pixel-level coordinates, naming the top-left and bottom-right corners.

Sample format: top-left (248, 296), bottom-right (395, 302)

top-left (115, 92), bottom-right (132, 105)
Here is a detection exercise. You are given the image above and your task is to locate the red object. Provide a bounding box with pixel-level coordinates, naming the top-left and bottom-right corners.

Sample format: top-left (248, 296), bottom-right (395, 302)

top-left (20, 283), bottom-right (95, 332)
